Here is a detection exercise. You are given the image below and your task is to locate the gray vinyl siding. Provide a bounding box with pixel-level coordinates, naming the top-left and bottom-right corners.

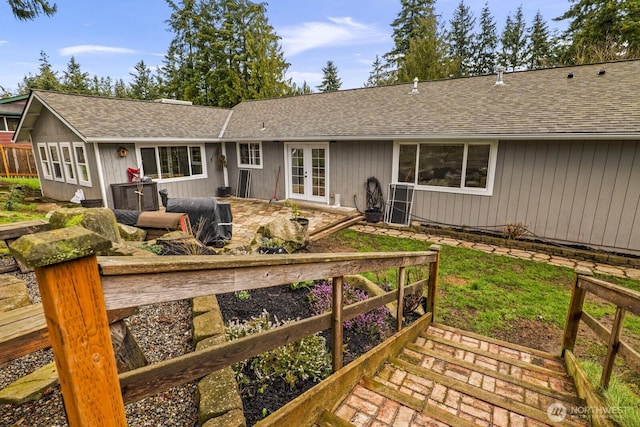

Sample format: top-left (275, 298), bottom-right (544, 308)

top-left (411, 140), bottom-right (640, 254)
top-left (30, 109), bottom-right (102, 201)
top-left (329, 140), bottom-right (393, 210)
top-left (226, 141), bottom-right (285, 199)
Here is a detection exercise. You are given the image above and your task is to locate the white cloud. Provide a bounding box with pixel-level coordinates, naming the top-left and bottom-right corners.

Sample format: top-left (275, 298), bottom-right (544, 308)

top-left (0, 41), bottom-right (8, 46)
top-left (59, 45), bottom-right (138, 56)
top-left (280, 16), bottom-right (388, 57)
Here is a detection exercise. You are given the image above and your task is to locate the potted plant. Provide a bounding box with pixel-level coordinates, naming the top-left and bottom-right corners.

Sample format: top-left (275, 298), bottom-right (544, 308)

top-left (284, 200), bottom-right (309, 228)
top-left (258, 237), bottom-right (287, 254)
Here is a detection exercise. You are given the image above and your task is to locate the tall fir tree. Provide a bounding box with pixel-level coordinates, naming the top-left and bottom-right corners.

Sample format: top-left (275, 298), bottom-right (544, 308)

top-left (162, 0), bottom-right (290, 107)
top-left (114, 79), bottom-right (129, 98)
top-left (384, 0), bottom-right (437, 80)
top-left (555, 0), bottom-right (640, 63)
top-left (472, 2), bottom-right (498, 75)
top-left (500, 6), bottom-right (527, 71)
top-left (448, 0), bottom-right (476, 77)
top-left (397, 14), bottom-right (454, 82)
top-left (7, 0), bottom-right (56, 20)
top-left (129, 60), bottom-right (160, 100)
top-left (62, 56), bottom-right (90, 94)
top-left (364, 55), bottom-right (393, 87)
top-left (316, 60), bottom-right (342, 92)
top-left (19, 51), bottom-right (61, 92)
top-left (527, 11), bottom-right (552, 69)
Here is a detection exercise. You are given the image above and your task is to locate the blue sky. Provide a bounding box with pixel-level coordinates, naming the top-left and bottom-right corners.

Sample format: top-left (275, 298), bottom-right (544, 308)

top-left (0, 0), bottom-right (570, 95)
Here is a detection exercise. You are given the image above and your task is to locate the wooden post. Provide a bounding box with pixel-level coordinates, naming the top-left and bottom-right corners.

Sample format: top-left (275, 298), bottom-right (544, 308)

top-left (600, 306), bottom-right (625, 389)
top-left (9, 226), bottom-right (126, 427)
top-left (426, 245), bottom-right (441, 318)
top-left (332, 276), bottom-right (344, 372)
top-left (561, 267), bottom-right (592, 356)
top-left (396, 267), bottom-right (405, 332)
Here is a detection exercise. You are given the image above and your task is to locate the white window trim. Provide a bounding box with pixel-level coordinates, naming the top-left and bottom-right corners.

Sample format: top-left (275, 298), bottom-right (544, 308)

top-left (136, 143), bottom-right (208, 183)
top-left (392, 140), bottom-right (498, 196)
top-left (47, 143), bottom-right (65, 182)
top-left (236, 141), bottom-right (263, 169)
top-left (37, 142), bottom-right (53, 180)
top-left (59, 142), bottom-right (77, 185)
top-left (73, 142), bottom-right (92, 187)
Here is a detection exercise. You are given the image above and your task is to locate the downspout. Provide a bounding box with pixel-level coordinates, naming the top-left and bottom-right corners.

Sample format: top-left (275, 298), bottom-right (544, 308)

top-left (93, 142), bottom-right (108, 207)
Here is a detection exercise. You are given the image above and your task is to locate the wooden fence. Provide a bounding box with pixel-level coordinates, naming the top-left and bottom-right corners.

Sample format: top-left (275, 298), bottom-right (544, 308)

top-left (10, 227), bottom-right (440, 426)
top-left (0, 143), bottom-right (37, 178)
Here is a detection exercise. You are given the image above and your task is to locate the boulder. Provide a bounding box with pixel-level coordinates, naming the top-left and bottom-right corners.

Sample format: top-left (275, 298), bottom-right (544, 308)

top-left (254, 217), bottom-right (308, 253)
top-left (118, 223), bottom-right (147, 241)
top-left (48, 207), bottom-right (122, 246)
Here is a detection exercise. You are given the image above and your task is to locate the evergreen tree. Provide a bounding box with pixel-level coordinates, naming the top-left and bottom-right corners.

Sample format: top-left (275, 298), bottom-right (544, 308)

top-left (7, 0), bottom-right (56, 20)
top-left (448, 0), bottom-right (475, 77)
top-left (316, 60), bottom-right (342, 92)
top-left (89, 76), bottom-right (114, 97)
top-left (472, 2), bottom-right (498, 75)
top-left (364, 55), bottom-right (393, 87)
top-left (397, 15), bottom-right (454, 82)
top-left (555, 0), bottom-right (640, 63)
top-left (114, 79), bottom-right (129, 98)
top-left (161, 0), bottom-right (290, 107)
top-left (286, 80), bottom-right (313, 95)
top-left (62, 56), bottom-right (90, 94)
top-left (129, 60), bottom-right (160, 100)
top-left (19, 51), bottom-right (61, 92)
top-left (500, 6), bottom-right (527, 71)
top-left (527, 11), bottom-right (552, 69)
top-left (384, 0), bottom-right (437, 78)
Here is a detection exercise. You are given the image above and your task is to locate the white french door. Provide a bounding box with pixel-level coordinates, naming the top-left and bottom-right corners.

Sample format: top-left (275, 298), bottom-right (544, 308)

top-left (286, 143), bottom-right (328, 203)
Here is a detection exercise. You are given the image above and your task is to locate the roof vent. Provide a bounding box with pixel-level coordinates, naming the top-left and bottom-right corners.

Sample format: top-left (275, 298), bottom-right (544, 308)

top-left (410, 77), bottom-right (419, 94)
top-left (567, 72), bottom-right (574, 79)
top-left (495, 66), bottom-right (505, 86)
top-left (154, 98), bottom-right (193, 105)
top-left (598, 69), bottom-right (606, 76)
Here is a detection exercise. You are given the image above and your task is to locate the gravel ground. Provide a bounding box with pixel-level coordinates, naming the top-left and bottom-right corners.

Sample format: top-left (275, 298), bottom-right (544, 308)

top-left (0, 259), bottom-right (198, 427)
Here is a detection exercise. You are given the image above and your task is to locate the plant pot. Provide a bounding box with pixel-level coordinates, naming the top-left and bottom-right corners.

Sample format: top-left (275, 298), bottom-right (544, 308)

top-left (81, 199), bottom-right (103, 208)
top-left (364, 209), bottom-right (383, 223)
top-left (291, 217), bottom-right (309, 229)
top-left (217, 186), bottom-right (232, 197)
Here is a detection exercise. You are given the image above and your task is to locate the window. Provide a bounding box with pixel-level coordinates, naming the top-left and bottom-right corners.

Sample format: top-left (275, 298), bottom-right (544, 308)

top-left (139, 144), bottom-right (206, 181)
top-left (73, 142), bottom-right (91, 186)
top-left (237, 142), bottom-right (262, 168)
top-left (6, 118), bottom-right (19, 132)
top-left (395, 141), bottom-right (497, 195)
top-left (0, 117), bottom-right (6, 132)
top-left (37, 143), bottom-right (52, 180)
top-left (60, 143), bottom-right (76, 184)
top-left (48, 143), bottom-right (64, 182)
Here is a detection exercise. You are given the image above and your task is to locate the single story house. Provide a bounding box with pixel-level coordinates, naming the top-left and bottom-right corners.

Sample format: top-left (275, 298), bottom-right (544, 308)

top-left (13, 60), bottom-right (640, 256)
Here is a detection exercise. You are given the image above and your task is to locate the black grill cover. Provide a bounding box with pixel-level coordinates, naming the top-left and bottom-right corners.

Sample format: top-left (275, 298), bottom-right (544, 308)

top-left (165, 197), bottom-right (232, 245)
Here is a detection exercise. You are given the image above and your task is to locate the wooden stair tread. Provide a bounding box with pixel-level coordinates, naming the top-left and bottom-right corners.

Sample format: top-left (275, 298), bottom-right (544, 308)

top-left (419, 332), bottom-right (570, 379)
top-left (309, 215), bottom-right (364, 242)
top-left (0, 361), bottom-right (58, 404)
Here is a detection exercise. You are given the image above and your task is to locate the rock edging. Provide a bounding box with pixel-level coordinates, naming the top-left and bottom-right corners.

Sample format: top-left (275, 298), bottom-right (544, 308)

top-left (191, 295), bottom-right (246, 427)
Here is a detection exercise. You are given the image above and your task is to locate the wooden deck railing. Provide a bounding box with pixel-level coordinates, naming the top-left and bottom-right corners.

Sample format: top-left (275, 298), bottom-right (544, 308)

top-left (10, 226), bottom-right (440, 427)
top-left (0, 143), bottom-right (37, 178)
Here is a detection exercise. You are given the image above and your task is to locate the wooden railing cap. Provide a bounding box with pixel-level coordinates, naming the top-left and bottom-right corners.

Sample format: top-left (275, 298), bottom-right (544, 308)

top-left (574, 266), bottom-right (594, 276)
top-left (428, 244), bottom-right (442, 252)
top-left (9, 226), bottom-right (112, 268)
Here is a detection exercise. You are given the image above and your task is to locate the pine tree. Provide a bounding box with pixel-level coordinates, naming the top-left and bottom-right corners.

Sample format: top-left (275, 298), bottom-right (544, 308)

top-left (19, 51), bottom-right (61, 92)
top-left (7, 0), bottom-right (56, 20)
top-left (384, 0), bottom-right (437, 79)
top-left (364, 55), bottom-right (393, 87)
top-left (555, 0), bottom-right (640, 63)
top-left (129, 60), bottom-right (160, 100)
top-left (472, 2), bottom-right (498, 75)
top-left (316, 61), bottom-right (342, 92)
top-left (527, 11), bottom-right (552, 69)
top-left (448, 0), bottom-right (476, 77)
top-left (397, 14), bottom-right (454, 82)
top-left (500, 6), bottom-right (527, 71)
top-left (62, 56), bottom-right (90, 94)
top-left (114, 79), bottom-right (129, 98)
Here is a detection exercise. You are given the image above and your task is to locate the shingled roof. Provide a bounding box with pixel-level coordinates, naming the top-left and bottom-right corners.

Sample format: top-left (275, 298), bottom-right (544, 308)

top-left (15, 60), bottom-right (640, 143)
top-left (16, 91), bottom-right (232, 142)
top-left (224, 59), bottom-right (640, 141)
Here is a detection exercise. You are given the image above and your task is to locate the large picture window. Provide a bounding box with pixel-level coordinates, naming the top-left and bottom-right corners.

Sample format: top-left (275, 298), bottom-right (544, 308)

top-left (237, 142), bottom-right (262, 168)
top-left (395, 141), bottom-right (497, 195)
top-left (139, 144), bottom-right (206, 181)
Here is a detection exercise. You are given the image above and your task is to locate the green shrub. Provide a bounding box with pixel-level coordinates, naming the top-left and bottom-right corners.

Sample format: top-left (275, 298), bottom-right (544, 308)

top-left (225, 310), bottom-right (331, 395)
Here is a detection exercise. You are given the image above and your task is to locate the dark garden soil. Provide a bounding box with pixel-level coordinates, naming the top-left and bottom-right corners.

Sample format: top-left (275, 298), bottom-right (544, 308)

top-left (217, 283), bottom-right (396, 426)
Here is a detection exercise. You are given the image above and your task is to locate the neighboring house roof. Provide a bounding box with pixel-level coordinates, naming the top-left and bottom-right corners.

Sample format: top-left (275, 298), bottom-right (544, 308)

top-left (225, 60), bottom-right (640, 141)
top-left (15, 91), bottom-right (233, 143)
top-left (0, 94), bottom-right (28, 117)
